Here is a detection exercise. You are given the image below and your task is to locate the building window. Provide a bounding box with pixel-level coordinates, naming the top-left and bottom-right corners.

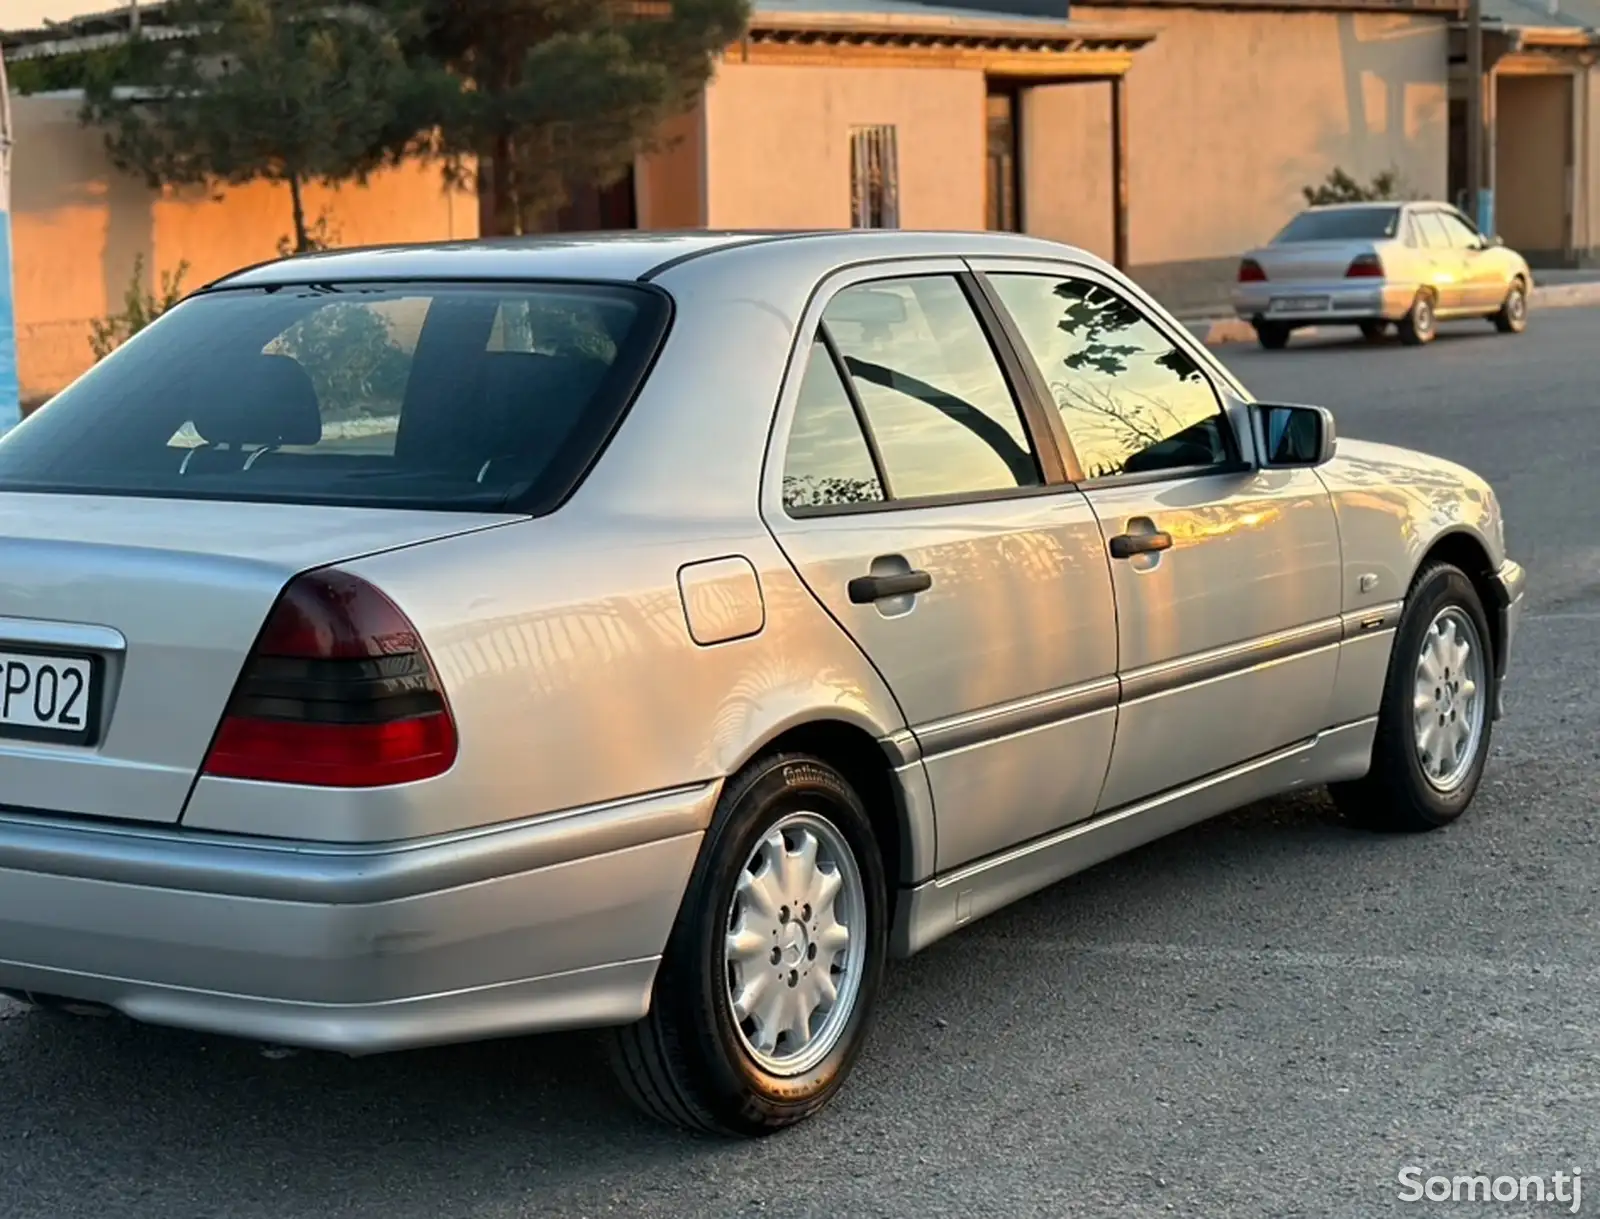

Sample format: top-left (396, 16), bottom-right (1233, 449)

top-left (987, 89), bottom-right (1021, 232)
top-left (850, 125), bottom-right (900, 228)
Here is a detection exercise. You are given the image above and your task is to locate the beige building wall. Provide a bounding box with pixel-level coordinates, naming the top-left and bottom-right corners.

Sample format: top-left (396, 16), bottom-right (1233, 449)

top-left (701, 61), bottom-right (987, 230)
top-left (10, 93), bottom-right (476, 400)
top-left (1025, 7), bottom-right (1450, 312)
top-left (637, 104), bottom-right (706, 229)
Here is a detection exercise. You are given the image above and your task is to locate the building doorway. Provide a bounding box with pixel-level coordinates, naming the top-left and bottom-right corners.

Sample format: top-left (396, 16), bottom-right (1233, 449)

top-left (1494, 72), bottom-right (1574, 264)
top-left (987, 86), bottom-right (1022, 232)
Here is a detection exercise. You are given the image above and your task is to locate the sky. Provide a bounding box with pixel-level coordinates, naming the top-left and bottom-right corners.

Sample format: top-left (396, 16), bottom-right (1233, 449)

top-left (2, 0), bottom-right (129, 34)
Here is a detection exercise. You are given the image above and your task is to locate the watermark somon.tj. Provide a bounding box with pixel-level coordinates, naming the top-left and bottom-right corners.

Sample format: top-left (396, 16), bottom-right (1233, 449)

top-left (1398, 1166), bottom-right (1583, 1212)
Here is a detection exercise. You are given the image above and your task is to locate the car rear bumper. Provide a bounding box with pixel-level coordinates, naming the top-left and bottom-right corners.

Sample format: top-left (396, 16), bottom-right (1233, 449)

top-left (0, 781), bottom-right (717, 1054)
top-left (1489, 558), bottom-right (1526, 720)
top-left (1232, 280), bottom-right (1419, 325)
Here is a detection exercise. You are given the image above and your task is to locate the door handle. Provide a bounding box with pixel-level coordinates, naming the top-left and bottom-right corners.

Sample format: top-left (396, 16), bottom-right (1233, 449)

top-left (1108, 531), bottom-right (1173, 560)
top-left (848, 570), bottom-right (933, 604)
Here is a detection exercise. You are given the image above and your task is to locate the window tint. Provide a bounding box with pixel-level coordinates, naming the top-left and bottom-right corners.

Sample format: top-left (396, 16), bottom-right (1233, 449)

top-left (1273, 207), bottom-right (1400, 243)
top-left (782, 340), bottom-right (886, 511)
top-left (988, 273), bottom-right (1234, 480)
top-left (0, 283), bottom-right (664, 512)
top-left (823, 276), bottom-right (1040, 500)
top-left (1437, 211), bottom-right (1483, 248)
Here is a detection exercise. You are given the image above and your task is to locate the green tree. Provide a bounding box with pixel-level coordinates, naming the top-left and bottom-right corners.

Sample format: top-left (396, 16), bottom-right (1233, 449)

top-left (407, 0), bottom-right (752, 235)
top-left (82, 0), bottom-right (428, 253)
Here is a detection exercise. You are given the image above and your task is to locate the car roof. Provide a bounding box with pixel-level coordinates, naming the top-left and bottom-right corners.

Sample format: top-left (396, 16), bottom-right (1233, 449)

top-left (207, 229), bottom-right (1105, 289)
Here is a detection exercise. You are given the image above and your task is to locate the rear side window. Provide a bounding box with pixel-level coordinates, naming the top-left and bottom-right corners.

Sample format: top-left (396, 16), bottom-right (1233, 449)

top-left (1273, 207), bottom-right (1400, 242)
top-left (0, 282), bottom-right (668, 512)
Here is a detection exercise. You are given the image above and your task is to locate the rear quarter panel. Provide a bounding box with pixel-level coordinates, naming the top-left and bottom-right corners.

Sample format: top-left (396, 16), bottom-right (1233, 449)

top-left (184, 515), bottom-right (912, 847)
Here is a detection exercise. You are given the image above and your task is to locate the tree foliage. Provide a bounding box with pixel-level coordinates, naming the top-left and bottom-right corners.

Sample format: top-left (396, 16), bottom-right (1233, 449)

top-left (76, 0), bottom-right (752, 247)
top-left (89, 253), bottom-right (190, 361)
top-left (400, 0), bottom-right (752, 234)
top-left (82, 0), bottom-right (426, 253)
top-left (1302, 167), bottom-right (1402, 206)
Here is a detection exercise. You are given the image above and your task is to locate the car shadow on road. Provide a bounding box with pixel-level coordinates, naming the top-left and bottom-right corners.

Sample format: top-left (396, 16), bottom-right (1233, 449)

top-left (1, 787), bottom-right (1384, 1197)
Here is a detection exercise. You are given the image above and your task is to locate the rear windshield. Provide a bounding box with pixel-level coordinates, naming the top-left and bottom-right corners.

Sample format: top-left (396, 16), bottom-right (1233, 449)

top-left (0, 281), bottom-right (668, 512)
top-left (1272, 207), bottom-right (1401, 243)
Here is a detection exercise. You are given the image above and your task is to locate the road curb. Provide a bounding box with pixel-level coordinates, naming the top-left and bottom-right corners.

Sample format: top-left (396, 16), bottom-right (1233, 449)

top-left (1183, 280), bottom-right (1600, 347)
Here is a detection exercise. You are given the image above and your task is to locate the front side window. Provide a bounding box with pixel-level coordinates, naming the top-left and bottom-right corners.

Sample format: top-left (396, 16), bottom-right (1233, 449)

top-left (822, 276), bottom-right (1041, 500)
top-left (987, 272), bottom-right (1235, 480)
top-left (0, 282), bottom-right (664, 512)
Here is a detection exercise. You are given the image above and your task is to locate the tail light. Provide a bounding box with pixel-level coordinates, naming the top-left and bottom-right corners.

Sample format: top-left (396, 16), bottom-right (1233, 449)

top-left (1238, 258), bottom-right (1267, 283)
top-left (201, 569), bottom-right (458, 787)
top-left (1345, 253), bottom-right (1385, 279)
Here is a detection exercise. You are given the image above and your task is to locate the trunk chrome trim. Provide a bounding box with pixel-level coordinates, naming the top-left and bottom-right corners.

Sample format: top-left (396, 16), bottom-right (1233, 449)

top-left (0, 618), bottom-right (127, 653)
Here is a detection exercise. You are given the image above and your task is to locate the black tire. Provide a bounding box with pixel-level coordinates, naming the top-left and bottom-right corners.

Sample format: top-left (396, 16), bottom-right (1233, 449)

top-left (1493, 277), bottom-right (1528, 334)
top-left (1255, 321), bottom-right (1291, 350)
top-left (1397, 291), bottom-right (1437, 345)
top-left (606, 752), bottom-right (888, 1136)
top-left (1359, 320), bottom-right (1388, 342)
top-left (1331, 562), bottom-right (1496, 833)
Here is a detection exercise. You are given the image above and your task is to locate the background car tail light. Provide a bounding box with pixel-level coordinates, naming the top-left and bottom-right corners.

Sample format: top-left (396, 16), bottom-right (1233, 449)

top-left (1238, 258), bottom-right (1267, 283)
top-left (1345, 253), bottom-right (1385, 278)
top-left (201, 569), bottom-right (458, 787)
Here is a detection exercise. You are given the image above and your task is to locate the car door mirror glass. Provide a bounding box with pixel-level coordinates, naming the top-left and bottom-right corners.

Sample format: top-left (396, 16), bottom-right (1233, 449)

top-left (1254, 403), bottom-right (1335, 467)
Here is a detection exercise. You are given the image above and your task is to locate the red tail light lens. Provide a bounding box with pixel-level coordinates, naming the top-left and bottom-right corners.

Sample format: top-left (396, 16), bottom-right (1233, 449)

top-left (202, 569), bottom-right (458, 787)
top-left (1238, 258), bottom-right (1267, 283)
top-left (1346, 253), bottom-right (1385, 278)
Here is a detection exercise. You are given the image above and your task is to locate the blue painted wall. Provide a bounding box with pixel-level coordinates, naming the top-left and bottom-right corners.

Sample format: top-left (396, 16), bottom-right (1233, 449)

top-left (0, 208), bottom-right (16, 431)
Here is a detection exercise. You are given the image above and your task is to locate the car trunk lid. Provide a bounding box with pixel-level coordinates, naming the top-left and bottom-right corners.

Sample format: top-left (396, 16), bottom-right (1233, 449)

top-left (1252, 241), bottom-right (1378, 283)
top-left (0, 494), bottom-right (518, 824)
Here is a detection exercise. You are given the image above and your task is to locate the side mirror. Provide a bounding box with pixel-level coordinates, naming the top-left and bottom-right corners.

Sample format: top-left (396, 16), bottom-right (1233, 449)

top-left (1253, 402), bottom-right (1336, 467)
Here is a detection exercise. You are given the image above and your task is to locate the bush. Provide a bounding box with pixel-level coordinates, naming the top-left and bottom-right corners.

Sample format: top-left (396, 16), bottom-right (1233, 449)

top-left (1302, 167), bottom-right (1402, 206)
top-left (89, 254), bottom-right (190, 360)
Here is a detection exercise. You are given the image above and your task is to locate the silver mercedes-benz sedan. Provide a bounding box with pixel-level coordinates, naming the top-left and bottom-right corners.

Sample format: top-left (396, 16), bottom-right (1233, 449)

top-left (0, 230), bottom-right (1522, 1136)
top-left (1232, 201), bottom-right (1533, 348)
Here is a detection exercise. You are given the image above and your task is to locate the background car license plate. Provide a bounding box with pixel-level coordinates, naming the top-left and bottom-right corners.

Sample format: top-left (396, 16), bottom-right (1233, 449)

top-left (0, 650), bottom-right (97, 742)
top-left (1269, 296), bottom-right (1330, 312)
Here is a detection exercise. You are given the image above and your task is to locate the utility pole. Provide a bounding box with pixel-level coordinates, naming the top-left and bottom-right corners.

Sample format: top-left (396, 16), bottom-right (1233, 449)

top-left (1465, 0), bottom-right (1484, 230)
top-left (129, 0), bottom-right (141, 36)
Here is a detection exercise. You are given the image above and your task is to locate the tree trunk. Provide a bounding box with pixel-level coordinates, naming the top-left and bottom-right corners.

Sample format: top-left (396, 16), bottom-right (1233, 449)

top-left (288, 173), bottom-right (311, 253)
top-left (487, 132), bottom-right (520, 236)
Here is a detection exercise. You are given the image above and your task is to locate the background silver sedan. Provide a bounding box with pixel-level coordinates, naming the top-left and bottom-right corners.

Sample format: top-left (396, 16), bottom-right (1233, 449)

top-left (1233, 201), bottom-right (1533, 348)
top-left (0, 230), bottom-right (1521, 1137)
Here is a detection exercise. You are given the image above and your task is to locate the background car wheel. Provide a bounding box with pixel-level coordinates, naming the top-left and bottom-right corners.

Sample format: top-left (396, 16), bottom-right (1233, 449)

top-left (1254, 321), bottom-right (1291, 350)
top-left (607, 752), bottom-right (888, 1137)
top-left (1397, 291), bottom-right (1437, 346)
top-left (1359, 320), bottom-right (1388, 342)
top-left (1331, 562), bottom-right (1496, 833)
top-left (1493, 278), bottom-right (1528, 334)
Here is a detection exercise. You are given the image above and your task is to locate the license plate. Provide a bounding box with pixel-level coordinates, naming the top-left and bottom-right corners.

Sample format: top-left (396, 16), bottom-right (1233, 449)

top-left (1269, 296), bottom-right (1331, 313)
top-left (0, 649), bottom-right (98, 744)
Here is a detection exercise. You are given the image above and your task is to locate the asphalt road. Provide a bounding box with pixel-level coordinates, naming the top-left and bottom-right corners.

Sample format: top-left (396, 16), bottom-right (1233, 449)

top-left (5, 308), bottom-right (1599, 1219)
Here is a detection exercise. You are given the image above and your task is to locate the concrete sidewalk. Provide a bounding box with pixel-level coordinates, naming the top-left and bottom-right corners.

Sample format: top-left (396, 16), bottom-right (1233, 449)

top-left (1185, 278), bottom-right (1600, 347)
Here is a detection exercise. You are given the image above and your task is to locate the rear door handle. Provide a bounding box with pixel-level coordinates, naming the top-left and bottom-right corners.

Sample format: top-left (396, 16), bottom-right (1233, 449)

top-left (1108, 531), bottom-right (1173, 560)
top-left (848, 570), bottom-right (933, 604)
